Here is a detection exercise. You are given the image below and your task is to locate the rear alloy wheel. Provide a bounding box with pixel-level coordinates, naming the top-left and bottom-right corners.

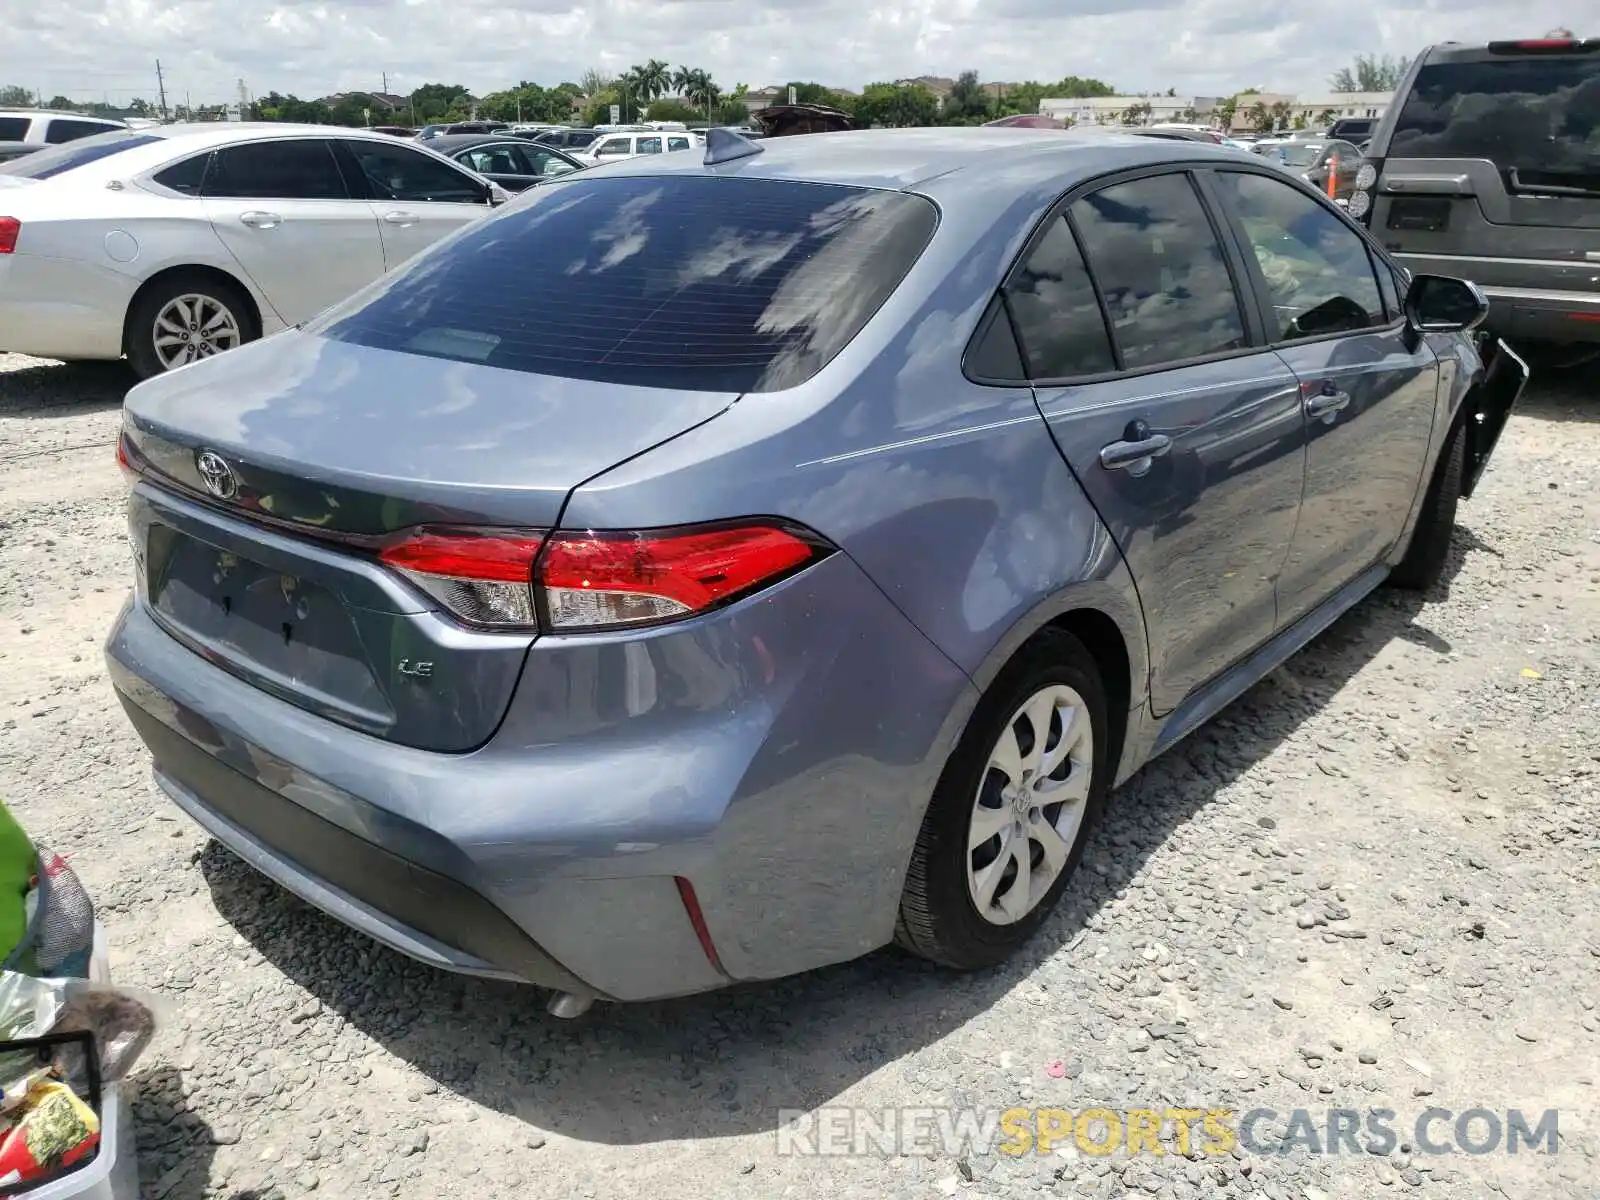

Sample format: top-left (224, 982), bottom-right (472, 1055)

top-left (126, 277), bottom-right (256, 380)
top-left (897, 629), bottom-right (1110, 970)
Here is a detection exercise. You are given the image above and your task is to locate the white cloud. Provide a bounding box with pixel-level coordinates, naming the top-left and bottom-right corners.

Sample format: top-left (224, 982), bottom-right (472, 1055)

top-left (2, 0), bottom-right (1578, 106)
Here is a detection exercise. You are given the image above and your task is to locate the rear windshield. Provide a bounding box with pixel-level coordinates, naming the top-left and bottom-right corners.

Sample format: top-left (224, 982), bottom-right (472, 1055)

top-left (1391, 58), bottom-right (1600, 178)
top-left (0, 117), bottom-right (28, 141)
top-left (316, 175), bottom-right (939, 392)
top-left (0, 130), bottom-right (159, 180)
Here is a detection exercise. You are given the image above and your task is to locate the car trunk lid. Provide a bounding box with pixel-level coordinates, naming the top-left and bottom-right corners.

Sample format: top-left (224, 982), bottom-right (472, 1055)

top-left (123, 331), bottom-right (737, 751)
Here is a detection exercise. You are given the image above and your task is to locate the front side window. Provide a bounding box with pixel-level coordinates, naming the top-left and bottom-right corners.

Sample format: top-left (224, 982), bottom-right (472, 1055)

top-left (344, 141), bottom-right (484, 203)
top-left (315, 175), bottom-right (938, 393)
top-left (1005, 215), bottom-right (1115, 378)
top-left (1070, 172), bottom-right (1247, 369)
top-left (594, 138), bottom-right (630, 157)
top-left (204, 140), bottom-right (348, 200)
top-left (1214, 171), bottom-right (1384, 340)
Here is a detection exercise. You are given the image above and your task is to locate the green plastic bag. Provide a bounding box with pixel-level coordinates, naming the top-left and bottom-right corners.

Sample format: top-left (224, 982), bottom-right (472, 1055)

top-left (0, 806), bottom-right (36, 964)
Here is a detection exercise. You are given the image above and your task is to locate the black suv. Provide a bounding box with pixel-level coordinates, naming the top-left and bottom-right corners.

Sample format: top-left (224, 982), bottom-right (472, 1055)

top-left (1356, 37), bottom-right (1600, 353)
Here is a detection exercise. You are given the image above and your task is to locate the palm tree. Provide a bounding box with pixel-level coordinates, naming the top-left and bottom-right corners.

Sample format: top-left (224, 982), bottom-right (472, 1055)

top-left (619, 65), bottom-right (649, 121)
top-left (640, 60), bottom-right (672, 102)
top-left (672, 65), bottom-right (694, 98)
top-left (674, 68), bottom-right (718, 118)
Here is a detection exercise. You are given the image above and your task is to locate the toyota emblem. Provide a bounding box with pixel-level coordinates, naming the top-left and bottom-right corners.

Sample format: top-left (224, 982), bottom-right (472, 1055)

top-left (195, 450), bottom-right (239, 500)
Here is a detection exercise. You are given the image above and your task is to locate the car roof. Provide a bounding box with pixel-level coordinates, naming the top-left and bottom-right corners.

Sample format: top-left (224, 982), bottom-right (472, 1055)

top-left (425, 133), bottom-right (525, 151)
top-left (579, 126), bottom-right (1237, 193)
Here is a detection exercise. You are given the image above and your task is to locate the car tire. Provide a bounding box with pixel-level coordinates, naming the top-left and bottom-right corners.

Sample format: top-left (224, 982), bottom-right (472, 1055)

top-left (1389, 417), bottom-right (1465, 591)
top-left (896, 628), bottom-right (1110, 970)
top-left (126, 274), bottom-right (257, 381)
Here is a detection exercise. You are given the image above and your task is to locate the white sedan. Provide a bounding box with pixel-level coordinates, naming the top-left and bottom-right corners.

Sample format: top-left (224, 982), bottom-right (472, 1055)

top-left (0, 123), bottom-right (505, 378)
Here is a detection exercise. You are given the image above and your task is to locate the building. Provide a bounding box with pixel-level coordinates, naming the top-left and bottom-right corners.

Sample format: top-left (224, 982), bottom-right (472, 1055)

top-left (1287, 92), bottom-right (1392, 128)
top-left (1039, 94), bottom-right (1220, 126)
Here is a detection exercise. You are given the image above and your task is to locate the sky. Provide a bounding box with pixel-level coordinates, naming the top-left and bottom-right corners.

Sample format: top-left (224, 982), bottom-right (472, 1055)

top-left (1, 0), bottom-right (1583, 107)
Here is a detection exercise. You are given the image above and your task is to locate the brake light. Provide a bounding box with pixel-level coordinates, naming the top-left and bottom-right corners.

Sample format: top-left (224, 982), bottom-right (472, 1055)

top-left (1489, 38), bottom-right (1600, 53)
top-left (377, 520), bottom-right (829, 632)
top-left (539, 522), bottom-right (824, 630)
top-left (379, 526), bottom-right (545, 627)
top-left (115, 433), bottom-right (138, 481)
top-left (0, 217), bottom-right (18, 255)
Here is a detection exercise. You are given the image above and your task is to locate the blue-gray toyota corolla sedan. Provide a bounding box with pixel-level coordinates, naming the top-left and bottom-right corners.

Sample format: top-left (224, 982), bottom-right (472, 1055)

top-left (107, 128), bottom-right (1527, 1014)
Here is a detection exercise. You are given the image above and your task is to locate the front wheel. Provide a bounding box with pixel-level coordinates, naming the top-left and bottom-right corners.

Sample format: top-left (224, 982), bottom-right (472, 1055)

top-left (896, 629), bottom-right (1110, 970)
top-left (126, 276), bottom-right (256, 380)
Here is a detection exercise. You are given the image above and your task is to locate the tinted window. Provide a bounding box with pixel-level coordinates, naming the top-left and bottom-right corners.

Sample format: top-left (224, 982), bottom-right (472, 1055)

top-left (317, 176), bottom-right (938, 392)
top-left (152, 153), bottom-right (209, 195)
top-left (668, 136), bottom-right (690, 152)
top-left (44, 119), bottom-right (118, 144)
top-left (1215, 171), bottom-right (1384, 340)
top-left (966, 297), bottom-right (1027, 382)
top-left (568, 132), bottom-right (598, 147)
top-left (1070, 173), bottom-right (1247, 369)
top-left (638, 136), bottom-right (663, 154)
top-left (1392, 58), bottom-right (1600, 180)
top-left (0, 131), bottom-right (159, 180)
top-left (205, 140), bottom-right (347, 199)
top-left (1005, 215), bottom-right (1115, 378)
top-left (345, 141), bottom-right (484, 203)
top-left (0, 117), bottom-right (27, 140)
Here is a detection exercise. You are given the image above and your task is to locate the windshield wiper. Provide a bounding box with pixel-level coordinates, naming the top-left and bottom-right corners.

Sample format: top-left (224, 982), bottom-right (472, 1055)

top-left (1508, 167), bottom-right (1600, 198)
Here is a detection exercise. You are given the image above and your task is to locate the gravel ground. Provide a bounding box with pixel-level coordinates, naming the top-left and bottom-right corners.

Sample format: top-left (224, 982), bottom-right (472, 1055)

top-left (0, 350), bottom-right (1595, 1200)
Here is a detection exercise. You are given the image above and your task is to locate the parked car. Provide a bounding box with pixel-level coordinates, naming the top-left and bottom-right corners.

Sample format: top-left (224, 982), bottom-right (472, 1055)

top-left (0, 124), bottom-right (504, 378)
top-left (0, 142), bottom-right (42, 163)
top-left (369, 125), bottom-right (415, 138)
top-left (425, 134), bottom-right (584, 191)
top-left (0, 109), bottom-right (126, 145)
top-left (532, 128), bottom-right (601, 151)
top-left (1252, 138), bottom-right (1366, 202)
top-left (106, 128), bottom-right (1526, 1015)
top-left (1358, 36), bottom-right (1600, 358)
top-left (581, 129), bottom-right (703, 163)
top-left (415, 124), bottom-right (450, 140)
top-left (440, 121), bottom-right (511, 136)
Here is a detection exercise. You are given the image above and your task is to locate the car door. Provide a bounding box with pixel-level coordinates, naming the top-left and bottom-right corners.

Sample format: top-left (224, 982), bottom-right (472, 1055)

top-left (1016, 170), bottom-right (1308, 715)
top-left (335, 139), bottom-right (493, 270)
top-left (200, 138), bottom-right (385, 326)
top-left (1209, 167), bottom-right (1439, 629)
top-left (509, 142), bottom-right (581, 184)
top-left (453, 142), bottom-right (538, 192)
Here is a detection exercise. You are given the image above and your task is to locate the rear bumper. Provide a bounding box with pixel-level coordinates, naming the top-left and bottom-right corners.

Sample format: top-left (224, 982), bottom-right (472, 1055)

top-left (107, 548), bottom-right (977, 1001)
top-left (0, 253), bottom-right (133, 361)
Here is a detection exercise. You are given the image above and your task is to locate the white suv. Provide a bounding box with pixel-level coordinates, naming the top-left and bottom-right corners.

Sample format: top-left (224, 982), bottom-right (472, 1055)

top-left (583, 130), bottom-right (703, 163)
top-left (0, 109), bottom-right (128, 144)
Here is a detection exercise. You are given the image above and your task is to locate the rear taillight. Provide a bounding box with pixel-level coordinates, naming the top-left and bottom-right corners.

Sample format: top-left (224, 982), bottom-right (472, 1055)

top-left (1349, 160), bottom-right (1379, 223)
top-left (379, 526), bottom-right (545, 627)
top-left (116, 431), bottom-right (144, 484)
top-left (0, 217), bottom-right (19, 255)
top-left (1489, 38), bottom-right (1599, 53)
top-left (377, 520), bottom-right (829, 632)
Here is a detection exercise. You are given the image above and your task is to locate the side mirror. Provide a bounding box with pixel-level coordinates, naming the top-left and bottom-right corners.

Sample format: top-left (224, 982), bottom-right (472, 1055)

top-left (1404, 274), bottom-right (1489, 333)
top-left (487, 182), bottom-right (510, 208)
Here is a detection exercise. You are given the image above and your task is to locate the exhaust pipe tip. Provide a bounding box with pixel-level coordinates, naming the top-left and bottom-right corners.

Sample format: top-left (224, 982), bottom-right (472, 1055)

top-left (546, 991), bottom-right (595, 1019)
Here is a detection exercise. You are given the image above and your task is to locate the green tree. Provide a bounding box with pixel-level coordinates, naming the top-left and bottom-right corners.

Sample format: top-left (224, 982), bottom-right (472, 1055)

top-left (579, 69), bottom-right (610, 98)
top-left (0, 85), bottom-right (33, 106)
top-left (408, 83), bottom-right (474, 123)
top-left (779, 81), bottom-right (844, 107)
top-left (1215, 96), bottom-right (1239, 130)
top-left (1248, 101), bottom-right (1272, 133)
top-left (713, 97), bottom-right (752, 126)
top-left (1269, 100), bottom-right (1292, 131)
top-left (1123, 100), bottom-right (1154, 126)
top-left (852, 82), bottom-right (939, 128)
top-left (1052, 75), bottom-right (1115, 98)
top-left (942, 69), bottom-right (990, 123)
top-left (47, 96), bottom-right (76, 111)
top-left (583, 88), bottom-right (621, 127)
top-left (673, 68), bottom-right (720, 118)
top-left (639, 59), bottom-right (671, 100)
top-left (1329, 53), bottom-right (1409, 92)
top-left (643, 98), bottom-right (699, 123)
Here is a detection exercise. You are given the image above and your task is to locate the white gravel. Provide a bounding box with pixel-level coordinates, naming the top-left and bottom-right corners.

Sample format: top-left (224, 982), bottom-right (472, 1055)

top-left (0, 350), bottom-right (1595, 1200)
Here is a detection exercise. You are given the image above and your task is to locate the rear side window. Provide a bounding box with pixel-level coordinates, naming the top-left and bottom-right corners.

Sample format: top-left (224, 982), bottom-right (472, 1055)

top-left (44, 119), bottom-right (118, 144)
top-left (0, 131), bottom-right (159, 180)
top-left (1392, 57), bottom-right (1600, 182)
top-left (1070, 173), bottom-right (1247, 370)
top-left (1005, 216), bottom-right (1115, 378)
top-left (152, 153), bottom-right (209, 195)
top-left (0, 117), bottom-right (28, 140)
top-left (316, 175), bottom-right (939, 393)
top-left (205, 140), bottom-right (347, 200)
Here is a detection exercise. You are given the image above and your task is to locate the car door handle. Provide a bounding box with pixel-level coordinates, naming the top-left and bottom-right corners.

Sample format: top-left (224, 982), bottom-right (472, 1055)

top-left (239, 210), bottom-right (281, 229)
top-left (1305, 389), bottom-right (1352, 421)
top-left (381, 210), bottom-right (420, 227)
top-left (1100, 433), bottom-right (1173, 474)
